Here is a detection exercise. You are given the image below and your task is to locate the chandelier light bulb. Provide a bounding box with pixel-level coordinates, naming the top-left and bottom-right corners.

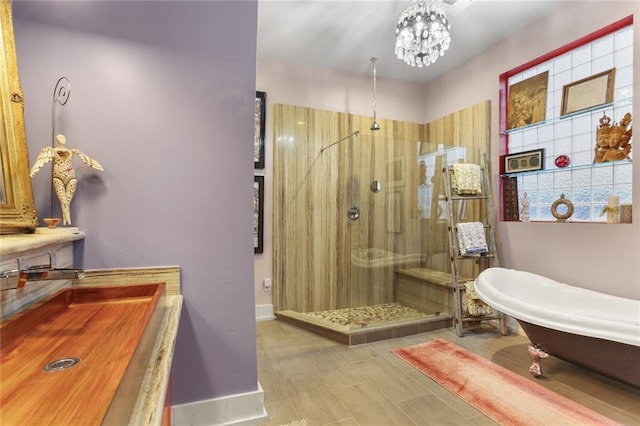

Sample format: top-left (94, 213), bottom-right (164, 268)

top-left (395, 0), bottom-right (451, 68)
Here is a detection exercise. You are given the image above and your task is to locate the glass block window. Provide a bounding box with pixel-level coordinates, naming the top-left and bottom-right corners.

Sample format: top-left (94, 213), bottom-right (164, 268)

top-left (501, 20), bottom-right (633, 222)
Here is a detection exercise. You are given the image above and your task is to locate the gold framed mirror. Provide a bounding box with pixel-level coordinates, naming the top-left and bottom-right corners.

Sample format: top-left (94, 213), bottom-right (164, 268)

top-left (0, 0), bottom-right (38, 234)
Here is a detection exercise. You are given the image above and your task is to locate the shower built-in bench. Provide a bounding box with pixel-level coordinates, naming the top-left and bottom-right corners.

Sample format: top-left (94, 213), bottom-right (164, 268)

top-left (395, 267), bottom-right (470, 318)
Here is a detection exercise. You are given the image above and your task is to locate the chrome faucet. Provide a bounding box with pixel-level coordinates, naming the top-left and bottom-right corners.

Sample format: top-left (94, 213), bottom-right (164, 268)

top-left (0, 252), bottom-right (84, 290)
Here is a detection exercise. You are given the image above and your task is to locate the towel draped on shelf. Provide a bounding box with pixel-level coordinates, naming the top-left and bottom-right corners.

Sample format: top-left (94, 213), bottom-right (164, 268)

top-left (455, 222), bottom-right (488, 255)
top-left (464, 281), bottom-right (493, 316)
top-left (452, 163), bottom-right (482, 195)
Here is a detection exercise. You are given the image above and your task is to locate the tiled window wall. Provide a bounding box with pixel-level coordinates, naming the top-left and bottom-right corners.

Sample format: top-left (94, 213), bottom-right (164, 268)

top-left (502, 22), bottom-right (633, 222)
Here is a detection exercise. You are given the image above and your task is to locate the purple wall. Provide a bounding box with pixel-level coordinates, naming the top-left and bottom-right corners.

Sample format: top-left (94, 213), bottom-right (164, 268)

top-left (13, 1), bottom-right (259, 404)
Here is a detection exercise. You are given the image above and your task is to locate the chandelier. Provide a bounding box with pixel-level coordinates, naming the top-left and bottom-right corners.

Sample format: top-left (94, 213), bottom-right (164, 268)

top-left (395, 0), bottom-right (451, 68)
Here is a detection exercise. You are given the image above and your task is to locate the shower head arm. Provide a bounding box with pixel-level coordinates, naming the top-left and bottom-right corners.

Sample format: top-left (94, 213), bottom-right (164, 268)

top-left (319, 130), bottom-right (360, 154)
top-left (370, 57), bottom-right (380, 131)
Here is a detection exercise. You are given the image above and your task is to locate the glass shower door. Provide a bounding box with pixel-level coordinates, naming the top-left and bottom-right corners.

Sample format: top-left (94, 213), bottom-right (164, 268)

top-left (347, 135), bottom-right (432, 332)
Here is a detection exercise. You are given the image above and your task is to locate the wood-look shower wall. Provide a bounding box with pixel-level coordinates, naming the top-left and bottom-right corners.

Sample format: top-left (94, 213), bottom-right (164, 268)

top-left (423, 100), bottom-right (492, 278)
top-left (273, 101), bottom-right (490, 313)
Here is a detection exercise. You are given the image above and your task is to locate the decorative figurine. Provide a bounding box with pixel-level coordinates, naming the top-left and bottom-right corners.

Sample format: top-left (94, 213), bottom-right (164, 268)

top-left (30, 134), bottom-right (104, 225)
top-left (593, 112), bottom-right (632, 163)
top-left (520, 192), bottom-right (530, 222)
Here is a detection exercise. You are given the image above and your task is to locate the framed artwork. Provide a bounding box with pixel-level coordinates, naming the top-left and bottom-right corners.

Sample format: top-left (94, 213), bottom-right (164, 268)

top-left (253, 176), bottom-right (264, 254)
top-left (503, 148), bottom-right (545, 174)
top-left (507, 71), bottom-right (548, 130)
top-left (561, 68), bottom-right (615, 116)
top-left (255, 91), bottom-right (266, 169)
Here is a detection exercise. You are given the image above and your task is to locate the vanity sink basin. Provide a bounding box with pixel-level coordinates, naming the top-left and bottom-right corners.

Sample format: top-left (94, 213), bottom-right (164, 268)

top-left (0, 283), bottom-right (166, 425)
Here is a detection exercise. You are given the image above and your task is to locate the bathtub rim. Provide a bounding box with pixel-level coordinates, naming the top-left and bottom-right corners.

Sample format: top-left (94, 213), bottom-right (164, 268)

top-left (475, 267), bottom-right (640, 347)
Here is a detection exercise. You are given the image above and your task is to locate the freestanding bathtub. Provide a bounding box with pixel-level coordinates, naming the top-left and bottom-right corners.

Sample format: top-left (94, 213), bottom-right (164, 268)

top-left (475, 267), bottom-right (640, 388)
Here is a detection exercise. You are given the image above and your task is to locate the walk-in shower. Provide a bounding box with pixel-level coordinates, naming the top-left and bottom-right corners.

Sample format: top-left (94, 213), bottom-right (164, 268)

top-left (272, 103), bottom-right (485, 345)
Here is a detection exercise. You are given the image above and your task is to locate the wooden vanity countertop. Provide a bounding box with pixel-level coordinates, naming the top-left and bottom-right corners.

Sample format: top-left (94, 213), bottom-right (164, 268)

top-left (0, 284), bottom-right (164, 425)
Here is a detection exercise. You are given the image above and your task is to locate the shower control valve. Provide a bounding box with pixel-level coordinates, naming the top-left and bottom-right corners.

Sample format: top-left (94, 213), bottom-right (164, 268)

top-left (347, 207), bottom-right (360, 221)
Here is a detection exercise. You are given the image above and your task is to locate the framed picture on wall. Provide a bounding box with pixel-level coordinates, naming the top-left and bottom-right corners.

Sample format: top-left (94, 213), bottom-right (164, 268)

top-left (507, 71), bottom-right (548, 130)
top-left (561, 68), bottom-right (616, 116)
top-left (253, 176), bottom-right (264, 254)
top-left (255, 91), bottom-right (266, 169)
top-left (503, 148), bottom-right (545, 174)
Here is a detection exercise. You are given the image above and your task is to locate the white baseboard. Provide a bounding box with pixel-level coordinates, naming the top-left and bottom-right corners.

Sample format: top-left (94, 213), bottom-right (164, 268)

top-left (255, 304), bottom-right (275, 321)
top-left (172, 381), bottom-right (268, 426)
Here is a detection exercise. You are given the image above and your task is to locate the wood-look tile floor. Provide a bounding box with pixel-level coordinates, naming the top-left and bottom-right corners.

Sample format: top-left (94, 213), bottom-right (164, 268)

top-left (257, 320), bottom-right (640, 426)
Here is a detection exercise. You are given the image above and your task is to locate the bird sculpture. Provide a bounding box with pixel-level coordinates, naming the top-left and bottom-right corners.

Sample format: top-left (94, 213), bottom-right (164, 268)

top-left (30, 134), bottom-right (104, 225)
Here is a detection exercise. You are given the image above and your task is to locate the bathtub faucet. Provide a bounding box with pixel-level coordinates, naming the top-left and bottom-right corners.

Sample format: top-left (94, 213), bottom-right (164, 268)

top-left (0, 252), bottom-right (84, 290)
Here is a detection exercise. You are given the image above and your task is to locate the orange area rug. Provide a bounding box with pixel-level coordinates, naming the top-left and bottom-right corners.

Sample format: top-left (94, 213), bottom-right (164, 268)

top-left (392, 339), bottom-right (619, 426)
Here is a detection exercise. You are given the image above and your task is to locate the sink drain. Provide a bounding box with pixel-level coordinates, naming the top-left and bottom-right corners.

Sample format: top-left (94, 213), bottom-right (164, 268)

top-left (43, 357), bottom-right (80, 372)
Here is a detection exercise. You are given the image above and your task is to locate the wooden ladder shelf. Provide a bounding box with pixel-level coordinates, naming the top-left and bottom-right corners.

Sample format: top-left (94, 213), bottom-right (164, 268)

top-left (441, 153), bottom-right (507, 337)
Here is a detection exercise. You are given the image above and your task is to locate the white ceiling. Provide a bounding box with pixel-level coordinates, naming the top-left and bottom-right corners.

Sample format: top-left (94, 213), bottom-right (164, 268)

top-left (257, 0), bottom-right (568, 84)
